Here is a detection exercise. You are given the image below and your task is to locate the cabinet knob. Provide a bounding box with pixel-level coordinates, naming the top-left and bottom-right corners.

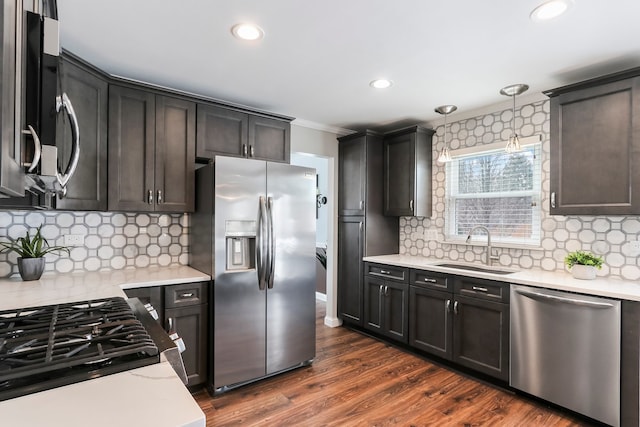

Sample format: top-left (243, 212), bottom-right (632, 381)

top-left (147, 190), bottom-right (154, 204)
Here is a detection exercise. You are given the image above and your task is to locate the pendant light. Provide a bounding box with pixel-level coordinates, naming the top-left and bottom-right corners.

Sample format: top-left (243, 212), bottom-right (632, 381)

top-left (435, 105), bottom-right (457, 163)
top-left (500, 84), bottom-right (529, 153)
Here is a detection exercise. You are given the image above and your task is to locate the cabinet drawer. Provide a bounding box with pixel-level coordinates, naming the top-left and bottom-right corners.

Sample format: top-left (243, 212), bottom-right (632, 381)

top-left (454, 277), bottom-right (509, 303)
top-left (365, 263), bottom-right (408, 283)
top-left (165, 282), bottom-right (209, 308)
top-left (410, 269), bottom-right (450, 291)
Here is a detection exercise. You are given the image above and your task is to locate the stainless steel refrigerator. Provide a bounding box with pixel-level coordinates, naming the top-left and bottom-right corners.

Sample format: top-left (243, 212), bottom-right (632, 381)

top-left (191, 156), bottom-right (316, 393)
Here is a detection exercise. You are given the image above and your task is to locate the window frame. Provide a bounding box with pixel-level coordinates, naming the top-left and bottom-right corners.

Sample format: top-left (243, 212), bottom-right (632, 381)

top-left (444, 139), bottom-right (543, 247)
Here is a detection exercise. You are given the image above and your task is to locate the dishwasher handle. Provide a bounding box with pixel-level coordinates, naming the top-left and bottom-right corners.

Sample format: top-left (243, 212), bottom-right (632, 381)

top-left (514, 288), bottom-right (615, 309)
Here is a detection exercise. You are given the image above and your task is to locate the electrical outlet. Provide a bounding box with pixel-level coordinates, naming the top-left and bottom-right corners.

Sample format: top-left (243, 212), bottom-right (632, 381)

top-left (630, 240), bottom-right (640, 255)
top-left (425, 229), bottom-right (438, 241)
top-left (64, 234), bottom-right (84, 246)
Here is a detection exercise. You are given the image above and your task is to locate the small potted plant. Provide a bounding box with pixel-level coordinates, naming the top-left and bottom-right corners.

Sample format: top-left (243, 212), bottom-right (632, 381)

top-left (0, 225), bottom-right (70, 281)
top-left (564, 250), bottom-right (604, 280)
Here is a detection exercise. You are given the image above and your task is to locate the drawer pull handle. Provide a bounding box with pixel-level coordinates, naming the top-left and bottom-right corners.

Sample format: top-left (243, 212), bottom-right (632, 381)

top-left (423, 278), bottom-right (437, 283)
top-left (472, 286), bottom-right (488, 292)
top-left (180, 292), bottom-right (194, 298)
top-left (380, 270), bottom-right (390, 274)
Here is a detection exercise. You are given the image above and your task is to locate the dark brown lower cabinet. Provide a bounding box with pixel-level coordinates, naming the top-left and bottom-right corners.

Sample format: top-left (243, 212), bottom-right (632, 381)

top-left (124, 281), bottom-right (209, 387)
top-left (338, 217), bottom-right (365, 325)
top-left (452, 294), bottom-right (509, 381)
top-left (407, 269), bottom-right (509, 381)
top-left (165, 303), bottom-right (208, 387)
top-left (409, 286), bottom-right (452, 359)
top-left (363, 275), bottom-right (409, 343)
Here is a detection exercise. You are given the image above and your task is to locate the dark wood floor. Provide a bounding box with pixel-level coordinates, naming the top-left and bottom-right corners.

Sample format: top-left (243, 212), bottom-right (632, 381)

top-left (194, 300), bottom-right (591, 426)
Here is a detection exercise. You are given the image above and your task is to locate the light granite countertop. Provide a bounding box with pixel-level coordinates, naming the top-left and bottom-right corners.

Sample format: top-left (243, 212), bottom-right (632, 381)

top-left (0, 265), bottom-right (211, 427)
top-left (364, 254), bottom-right (640, 302)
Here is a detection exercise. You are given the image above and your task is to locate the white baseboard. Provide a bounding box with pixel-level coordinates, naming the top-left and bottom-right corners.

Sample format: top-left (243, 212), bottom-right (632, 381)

top-left (324, 316), bottom-right (342, 328)
top-left (315, 292), bottom-right (327, 302)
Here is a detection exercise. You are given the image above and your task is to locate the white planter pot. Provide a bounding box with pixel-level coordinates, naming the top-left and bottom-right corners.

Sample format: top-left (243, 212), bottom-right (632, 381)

top-left (571, 264), bottom-right (597, 280)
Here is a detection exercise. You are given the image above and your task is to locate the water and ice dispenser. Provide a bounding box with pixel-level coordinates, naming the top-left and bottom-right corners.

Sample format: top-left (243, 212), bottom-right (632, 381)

top-left (225, 220), bottom-right (256, 271)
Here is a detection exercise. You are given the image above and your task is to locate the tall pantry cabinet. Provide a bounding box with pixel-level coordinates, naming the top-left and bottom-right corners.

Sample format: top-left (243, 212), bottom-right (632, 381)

top-left (338, 131), bottom-right (398, 326)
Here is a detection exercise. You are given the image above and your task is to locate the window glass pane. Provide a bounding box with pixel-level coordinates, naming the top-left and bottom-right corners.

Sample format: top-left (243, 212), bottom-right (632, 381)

top-left (456, 149), bottom-right (535, 195)
top-left (455, 197), bottom-right (534, 239)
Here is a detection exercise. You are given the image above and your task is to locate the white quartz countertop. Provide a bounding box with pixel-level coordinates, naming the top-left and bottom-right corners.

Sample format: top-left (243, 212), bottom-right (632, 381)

top-left (0, 265), bottom-right (211, 427)
top-left (0, 264), bottom-right (211, 311)
top-left (364, 254), bottom-right (640, 302)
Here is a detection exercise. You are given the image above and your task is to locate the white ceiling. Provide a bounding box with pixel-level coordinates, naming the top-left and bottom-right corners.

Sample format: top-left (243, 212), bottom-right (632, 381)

top-left (57, 0), bottom-right (640, 133)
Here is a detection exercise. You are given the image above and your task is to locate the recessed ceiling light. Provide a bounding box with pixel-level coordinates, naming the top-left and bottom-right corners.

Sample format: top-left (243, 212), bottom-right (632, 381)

top-left (530, 0), bottom-right (573, 22)
top-left (231, 23), bottom-right (264, 41)
top-left (370, 79), bottom-right (393, 89)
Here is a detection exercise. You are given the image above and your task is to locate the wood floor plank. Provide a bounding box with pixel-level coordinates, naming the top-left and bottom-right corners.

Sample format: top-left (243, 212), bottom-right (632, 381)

top-left (194, 300), bottom-right (593, 427)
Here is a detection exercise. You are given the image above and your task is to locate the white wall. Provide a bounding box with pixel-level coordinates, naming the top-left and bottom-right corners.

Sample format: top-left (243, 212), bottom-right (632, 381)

top-left (290, 153), bottom-right (329, 247)
top-left (290, 123), bottom-right (341, 327)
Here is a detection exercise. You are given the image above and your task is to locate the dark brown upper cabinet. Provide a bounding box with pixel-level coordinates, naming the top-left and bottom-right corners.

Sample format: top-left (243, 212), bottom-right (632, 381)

top-left (108, 85), bottom-right (195, 212)
top-left (55, 53), bottom-right (108, 211)
top-left (196, 103), bottom-right (290, 164)
top-left (383, 126), bottom-right (434, 217)
top-left (546, 69), bottom-right (640, 215)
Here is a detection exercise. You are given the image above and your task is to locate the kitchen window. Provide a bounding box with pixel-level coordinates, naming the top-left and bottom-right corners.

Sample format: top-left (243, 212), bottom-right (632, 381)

top-left (445, 139), bottom-right (542, 246)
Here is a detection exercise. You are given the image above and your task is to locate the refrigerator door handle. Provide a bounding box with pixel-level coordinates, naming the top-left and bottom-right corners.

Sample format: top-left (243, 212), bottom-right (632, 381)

top-left (256, 196), bottom-right (268, 290)
top-left (266, 196), bottom-right (275, 289)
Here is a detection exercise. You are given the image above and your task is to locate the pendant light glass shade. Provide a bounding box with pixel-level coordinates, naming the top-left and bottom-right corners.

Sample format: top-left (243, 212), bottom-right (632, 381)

top-left (435, 105), bottom-right (457, 163)
top-left (500, 84), bottom-right (529, 153)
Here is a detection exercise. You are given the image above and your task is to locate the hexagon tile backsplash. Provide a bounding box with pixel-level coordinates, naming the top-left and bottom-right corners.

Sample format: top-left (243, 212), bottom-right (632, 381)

top-left (402, 98), bottom-right (640, 282)
top-left (0, 211), bottom-right (189, 278)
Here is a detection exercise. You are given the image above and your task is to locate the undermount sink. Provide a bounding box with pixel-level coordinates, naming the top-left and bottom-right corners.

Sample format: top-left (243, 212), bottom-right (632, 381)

top-left (434, 262), bottom-right (516, 275)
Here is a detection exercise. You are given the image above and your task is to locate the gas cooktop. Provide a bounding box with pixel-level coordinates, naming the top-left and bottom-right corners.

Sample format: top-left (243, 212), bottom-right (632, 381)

top-left (0, 297), bottom-right (160, 401)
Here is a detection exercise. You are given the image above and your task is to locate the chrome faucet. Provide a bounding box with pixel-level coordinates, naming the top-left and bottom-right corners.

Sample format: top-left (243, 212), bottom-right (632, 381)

top-left (466, 225), bottom-right (499, 266)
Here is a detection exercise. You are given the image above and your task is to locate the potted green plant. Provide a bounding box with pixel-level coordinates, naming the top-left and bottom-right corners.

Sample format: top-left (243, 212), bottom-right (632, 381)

top-left (0, 225), bottom-right (70, 281)
top-left (564, 250), bottom-right (604, 280)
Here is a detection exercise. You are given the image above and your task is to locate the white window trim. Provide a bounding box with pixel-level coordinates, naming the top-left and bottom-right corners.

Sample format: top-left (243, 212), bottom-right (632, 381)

top-left (444, 136), bottom-right (543, 247)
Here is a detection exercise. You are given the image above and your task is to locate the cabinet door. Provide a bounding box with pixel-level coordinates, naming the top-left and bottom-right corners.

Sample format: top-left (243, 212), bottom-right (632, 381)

top-left (338, 136), bottom-right (366, 216)
top-left (363, 275), bottom-right (384, 333)
top-left (123, 286), bottom-right (164, 325)
top-left (196, 103), bottom-right (247, 160)
top-left (56, 56), bottom-right (108, 210)
top-left (337, 217), bottom-right (364, 324)
top-left (0, 0), bottom-right (24, 197)
top-left (383, 281), bottom-right (409, 343)
top-left (452, 295), bottom-right (509, 381)
top-left (155, 95), bottom-right (195, 212)
top-left (550, 77), bottom-right (640, 215)
top-left (108, 85), bottom-right (155, 211)
top-left (409, 286), bottom-right (452, 358)
top-left (165, 304), bottom-right (208, 387)
top-left (384, 133), bottom-right (416, 216)
top-left (248, 115), bottom-right (290, 163)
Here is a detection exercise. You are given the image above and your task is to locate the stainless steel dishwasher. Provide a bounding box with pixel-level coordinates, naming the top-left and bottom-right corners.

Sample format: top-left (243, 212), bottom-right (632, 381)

top-left (510, 284), bottom-right (621, 426)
